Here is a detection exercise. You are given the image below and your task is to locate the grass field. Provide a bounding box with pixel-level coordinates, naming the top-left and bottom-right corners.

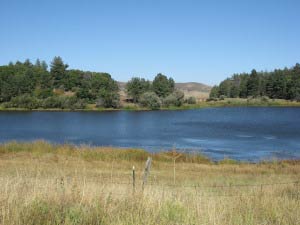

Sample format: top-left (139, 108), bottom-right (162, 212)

top-left (0, 141), bottom-right (299, 225)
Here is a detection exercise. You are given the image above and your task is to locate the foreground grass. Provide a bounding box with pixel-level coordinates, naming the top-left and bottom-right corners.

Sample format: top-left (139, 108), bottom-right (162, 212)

top-left (0, 141), bottom-right (300, 225)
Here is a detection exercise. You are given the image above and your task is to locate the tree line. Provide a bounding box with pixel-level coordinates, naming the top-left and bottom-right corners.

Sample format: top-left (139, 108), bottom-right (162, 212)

top-left (209, 63), bottom-right (300, 101)
top-left (0, 57), bottom-right (119, 109)
top-left (0, 57), bottom-right (196, 110)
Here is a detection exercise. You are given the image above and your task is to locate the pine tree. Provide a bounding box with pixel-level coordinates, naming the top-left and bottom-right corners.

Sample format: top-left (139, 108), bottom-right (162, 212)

top-left (50, 56), bottom-right (68, 88)
top-left (247, 69), bottom-right (260, 97)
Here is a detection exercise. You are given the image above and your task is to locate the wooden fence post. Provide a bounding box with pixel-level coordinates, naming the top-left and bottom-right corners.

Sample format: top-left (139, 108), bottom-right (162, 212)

top-left (173, 158), bottom-right (176, 185)
top-left (132, 165), bottom-right (135, 194)
top-left (142, 157), bottom-right (152, 191)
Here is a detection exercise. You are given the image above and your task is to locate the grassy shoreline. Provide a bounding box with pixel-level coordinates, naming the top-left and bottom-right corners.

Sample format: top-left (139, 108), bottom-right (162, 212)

top-left (1, 98), bottom-right (300, 112)
top-left (0, 141), bottom-right (300, 224)
top-left (0, 141), bottom-right (297, 164)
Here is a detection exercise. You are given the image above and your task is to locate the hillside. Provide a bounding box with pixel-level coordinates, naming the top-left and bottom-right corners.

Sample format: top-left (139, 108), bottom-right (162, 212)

top-left (175, 82), bottom-right (211, 99)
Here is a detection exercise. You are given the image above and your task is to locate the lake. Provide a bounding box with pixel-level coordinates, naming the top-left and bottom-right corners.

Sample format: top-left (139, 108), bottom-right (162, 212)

top-left (0, 107), bottom-right (300, 161)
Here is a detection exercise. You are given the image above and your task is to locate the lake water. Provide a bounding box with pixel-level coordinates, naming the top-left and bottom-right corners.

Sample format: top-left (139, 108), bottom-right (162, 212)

top-left (0, 107), bottom-right (300, 161)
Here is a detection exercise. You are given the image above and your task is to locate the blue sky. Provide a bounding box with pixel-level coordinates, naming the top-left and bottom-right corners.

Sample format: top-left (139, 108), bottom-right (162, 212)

top-left (1, 0), bottom-right (299, 85)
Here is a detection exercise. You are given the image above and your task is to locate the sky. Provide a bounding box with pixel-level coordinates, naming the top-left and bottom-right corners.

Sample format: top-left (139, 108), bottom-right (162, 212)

top-left (0, 0), bottom-right (299, 85)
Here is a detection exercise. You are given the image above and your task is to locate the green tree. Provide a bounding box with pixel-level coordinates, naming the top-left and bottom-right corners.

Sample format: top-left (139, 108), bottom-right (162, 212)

top-left (24, 59), bottom-right (33, 67)
top-left (247, 69), bottom-right (260, 97)
top-left (152, 73), bottom-right (175, 97)
top-left (230, 85), bottom-right (239, 98)
top-left (50, 56), bottom-right (68, 88)
top-left (218, 79), bottom-right (231, 97)
top-left (41, 61), bottom-right (48, 71)
top-left (288, 63), bottom-right (300, 100)
top-left (126, 77), bottom-right (151, 103)
top-left (35, 59), bottom-right (41, 68)
top-left (266, 70), bottom-right (287, 99)
top-left (239, 75), bottom-right (249, 98)
top-left (209, 86), bottom-right (219, 98)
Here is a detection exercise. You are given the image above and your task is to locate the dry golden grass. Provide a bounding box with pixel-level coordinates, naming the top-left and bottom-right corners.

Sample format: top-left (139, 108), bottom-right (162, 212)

top-left (0, 141), bottom-right (299, 225)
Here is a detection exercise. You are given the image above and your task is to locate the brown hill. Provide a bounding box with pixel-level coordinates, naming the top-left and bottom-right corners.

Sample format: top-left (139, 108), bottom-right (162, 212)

top-left (175, 82), bottom-right (211, 93)
top-left (175, 82), bottom-right (211, 99)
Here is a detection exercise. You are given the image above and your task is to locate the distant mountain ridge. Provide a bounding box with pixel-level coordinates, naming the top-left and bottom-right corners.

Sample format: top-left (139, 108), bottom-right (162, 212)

top-left (118, 81), bottom-right (211, 100)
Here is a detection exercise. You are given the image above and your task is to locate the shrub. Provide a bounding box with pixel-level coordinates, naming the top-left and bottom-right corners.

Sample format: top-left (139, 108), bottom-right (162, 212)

top-left (206, 97), bottom-right (218, 102)
top-left (65, 97), bottom-right (86, 110)
top-left (4, 95), bottom-right (86, 110)
top-left (4, 94), bottom-right (40, 109)
top-left (41, 96), bottom-right (61, 108)
top-left (95, 98), bottom-right (104, 108)
top-left (41, 96), bottom-right (86, 109)
top-left (163, 90), bottom-right (185, 107)
top-left (219, 95), bottom-right (226, 100)
top-left (261, 96), bottom-right (269, 103)
top-left (185, 96), bottom-right (197, 104)
top-left (139, 92), bottom-right (161, 110)
top-left (96, 92), bottom-right (120, 108)
top-left (163, 94), bottom-right (177, 107)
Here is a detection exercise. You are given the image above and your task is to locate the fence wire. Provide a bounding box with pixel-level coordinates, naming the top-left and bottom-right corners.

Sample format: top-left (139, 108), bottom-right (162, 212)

top-left (92, 180), bottom-right (299, 189)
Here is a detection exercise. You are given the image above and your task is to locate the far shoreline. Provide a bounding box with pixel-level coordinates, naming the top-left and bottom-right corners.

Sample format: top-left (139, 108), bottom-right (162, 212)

top-left (1, 98), bottom-right (300, 112)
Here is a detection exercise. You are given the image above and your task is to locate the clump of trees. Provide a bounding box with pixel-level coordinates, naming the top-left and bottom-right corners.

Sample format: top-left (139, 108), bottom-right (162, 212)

top-left (209, 64), bottom-right (300, 101)
top-left (0, 57), bottom-right (199, 110)
top-left (152, 74), bottom-right (175, 98)
top-left (0, 57), bottom-right (120, 109)
top-left (125, 77), bottom-right (151, 103)
top-left (126, 73), bottom-right (187, 109)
